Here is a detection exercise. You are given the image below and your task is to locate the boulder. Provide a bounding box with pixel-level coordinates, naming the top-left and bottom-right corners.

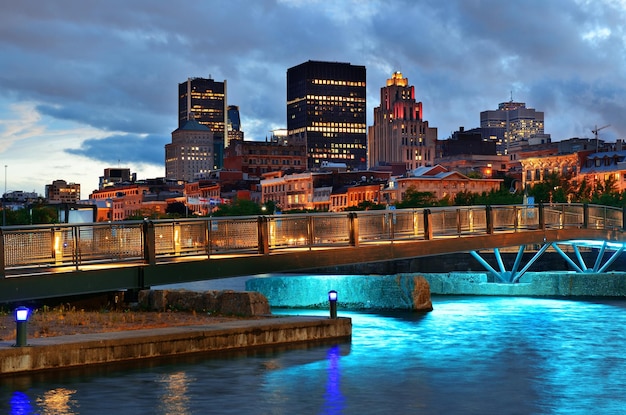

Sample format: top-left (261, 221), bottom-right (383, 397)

top-left (138, 289), bottom-right (270, 317)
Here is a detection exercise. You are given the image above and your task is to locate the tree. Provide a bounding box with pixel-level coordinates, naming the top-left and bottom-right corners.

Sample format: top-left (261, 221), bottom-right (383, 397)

top-left (394, 187), bottom-right (439, 208)
top-left (212, 199), bottom-right (263, 217)
top-left (166, 201), bottom-right (187, 217)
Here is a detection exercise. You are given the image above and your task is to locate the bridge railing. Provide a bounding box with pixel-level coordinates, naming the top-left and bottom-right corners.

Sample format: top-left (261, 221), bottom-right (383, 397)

top-left (0, 203), bottom-right (624, 276)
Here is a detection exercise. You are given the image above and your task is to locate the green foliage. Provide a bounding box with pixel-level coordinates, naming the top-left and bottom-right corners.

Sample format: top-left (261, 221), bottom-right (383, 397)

top-left (1, 204), bottom-right (59, 225)
top-left (212, 198), bottom-right (264, 217)
top-left (394, 187), bottom-right (439, 208)
top-left (166, 201), bottom-right (187, 217)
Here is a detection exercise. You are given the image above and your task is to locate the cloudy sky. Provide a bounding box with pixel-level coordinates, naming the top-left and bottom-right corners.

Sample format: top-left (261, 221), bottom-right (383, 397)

top-left (1, 0), bottom-right (625, 195)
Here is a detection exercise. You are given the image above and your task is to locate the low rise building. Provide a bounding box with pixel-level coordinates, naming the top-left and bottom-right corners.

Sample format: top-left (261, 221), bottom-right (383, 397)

top-left (45, 180), bottom-right (81, 204)
top-left (382, 165), bottom-right (502, 204)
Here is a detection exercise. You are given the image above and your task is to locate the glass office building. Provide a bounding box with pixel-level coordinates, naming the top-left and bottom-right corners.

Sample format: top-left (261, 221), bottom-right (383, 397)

top-left (287, 60), bottom-right (367, 170)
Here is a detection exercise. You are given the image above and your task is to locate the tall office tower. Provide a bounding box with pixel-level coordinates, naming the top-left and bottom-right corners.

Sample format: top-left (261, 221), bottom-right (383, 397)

top-left (226, 105), bottom-right (244, 145)
top-left (480, 100), bottom-right (550, 154)
top-left (178, 77), bottom-right (227, 168)
top-left (165, 119), bottom-right (214, 182)
top-left (367, 72), bottom-right (438, 171)
top-left (287, 60), bottom-right (367, 170)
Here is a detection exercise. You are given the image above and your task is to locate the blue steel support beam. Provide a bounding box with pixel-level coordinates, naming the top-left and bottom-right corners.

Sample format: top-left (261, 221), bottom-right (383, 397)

top-left (593, 241), bottom-right (608, 272)
top-left (494, 248), bottom-right (506, 273)
top-left (511, 243), bottom-right (553, 283)
top-left (597, 247), bottom-right (625, 273)
top-left (552, 244), bottom-right (584, 273)
top-left (510, 245), bottom-right (526, 276)
top-left (572, 245), bottom-right (588, 271)
top-left (469, 250), bottom-right (508, 282)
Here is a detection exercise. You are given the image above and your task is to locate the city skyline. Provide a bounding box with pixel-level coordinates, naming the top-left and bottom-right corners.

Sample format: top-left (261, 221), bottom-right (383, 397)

top-left (1, 0), bottom-right (625, 194)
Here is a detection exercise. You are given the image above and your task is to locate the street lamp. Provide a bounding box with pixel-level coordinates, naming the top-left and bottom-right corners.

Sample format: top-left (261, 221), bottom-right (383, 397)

top-left (328, 290), bottom-right (338, 319)
top-left (14, 306), bottom-right (30, 347)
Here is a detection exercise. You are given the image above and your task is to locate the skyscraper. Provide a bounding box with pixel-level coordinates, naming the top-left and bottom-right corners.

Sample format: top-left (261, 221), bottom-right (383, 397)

top-left (227, 105), bottom-right (244, 144)
top-left (178, 77), bottom-right (227, 168)
top-left (480, 100), bottom-right (550, 154)
top-left (287, 60), bottom-right (367, 170)
top-left (367, 72), bottom-right (437, 171)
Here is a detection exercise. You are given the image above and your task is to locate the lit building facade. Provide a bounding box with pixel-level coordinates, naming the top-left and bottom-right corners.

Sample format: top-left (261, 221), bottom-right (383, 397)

top-left (165, 119), bottom-right (214, 182)
top-left (519, 153), bottom-right (581, 191)
top-left (178, 77), bottom-right (227, 168)
top-left (184, 180), bottom-right (221, 215)
top-left (89, 184), bottom-right (149, 221)
top-left (578, 150), bottom-right (626, 192)
top-left (480, 101), bottom-right (550, 154)
top-left (368, 72), bottom-right (438, 171)
top-left (99, 168), bottom-right (135, 189)
top-left (287, 60), bottom-right (367, 171)
top-left (223, 134), bottom-right (307, 179)
top-left (45, 179), bottom-right (80, 204)
top-left (382, 165), bottom-right (502, 203)
top-left (260, 170), bottom-right (390, 212)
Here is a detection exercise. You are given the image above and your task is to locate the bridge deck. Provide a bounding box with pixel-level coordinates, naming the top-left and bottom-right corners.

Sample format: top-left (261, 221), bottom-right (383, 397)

top-left (1, 204), bottom-right (624, 303)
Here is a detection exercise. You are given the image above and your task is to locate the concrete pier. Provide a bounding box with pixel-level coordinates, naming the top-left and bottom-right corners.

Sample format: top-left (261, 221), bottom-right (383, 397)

top-left (0, 316), bottom-right (351, 375)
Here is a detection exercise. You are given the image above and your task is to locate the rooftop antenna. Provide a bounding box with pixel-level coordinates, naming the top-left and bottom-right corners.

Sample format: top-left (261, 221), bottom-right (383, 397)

top-left (510, 90), bottom-right (513, 102)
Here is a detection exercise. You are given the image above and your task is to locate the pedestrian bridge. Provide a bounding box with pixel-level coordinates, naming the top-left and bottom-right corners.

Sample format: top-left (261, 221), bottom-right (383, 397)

top-left (1, 203), bottom-right (625, 303)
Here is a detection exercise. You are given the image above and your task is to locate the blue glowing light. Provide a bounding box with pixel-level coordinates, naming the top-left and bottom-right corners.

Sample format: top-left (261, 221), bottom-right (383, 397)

top-left (14, 306), bottom-right (29, 322)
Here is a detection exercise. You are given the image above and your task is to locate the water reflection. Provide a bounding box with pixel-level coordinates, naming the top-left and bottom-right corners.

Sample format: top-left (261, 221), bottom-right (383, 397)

top-left (4, 297), bottom-right (626, 414)
top-left (321, 345), bottom-right (344, 415)
top-left (36, 388), bottom-right (77, 414)
top-left (10, 391), bottom-right (33, 415)
top-left (156, 372), bottom-right (192, 415)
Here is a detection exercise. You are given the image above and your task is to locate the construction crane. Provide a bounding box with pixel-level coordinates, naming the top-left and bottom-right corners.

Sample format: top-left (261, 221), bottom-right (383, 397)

top-left (592, 124), bottom-right (610, 152)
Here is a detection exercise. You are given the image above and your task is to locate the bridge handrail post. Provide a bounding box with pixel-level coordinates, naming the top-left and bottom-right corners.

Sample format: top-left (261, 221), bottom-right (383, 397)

top-left (349, 212), bottom-right (359, 247)
top-left (485, 205), bottom-right (493, 234)
top-left (583, 203), bottom-right (589, 229)
top-left (538, 203), bottom-right (545, 230)
top-left (204, 219), bottom-right (211, 256)
top-left (258, 216), bottom-right (270, 254)
top-left (423, 209), bottom-right (433, 240)
top-left (143, 220), bottom-right (156, 265)
top-left (622, 206), bottom-right (626, 231)
top-left (0, 228), bottom-right (5, 279)
top-left (307, 215), bottom-right (314, 247)
top-left (456, 208), bottom-right (461, 235)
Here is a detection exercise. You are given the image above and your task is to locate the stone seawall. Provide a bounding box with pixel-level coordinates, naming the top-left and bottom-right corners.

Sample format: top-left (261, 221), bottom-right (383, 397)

top-left (0, 316), bottom-right (352, 375)
top-left (420, 272), bottom-right (626, 297)
top-left (247, 272), bottom-right (626, 310)
top-left (247, 274), bottom-right (433, 311)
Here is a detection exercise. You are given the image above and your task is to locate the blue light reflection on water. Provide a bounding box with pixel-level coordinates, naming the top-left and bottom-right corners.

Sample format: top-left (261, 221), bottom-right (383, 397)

top-left (2, 296), bottom-right (626, 414)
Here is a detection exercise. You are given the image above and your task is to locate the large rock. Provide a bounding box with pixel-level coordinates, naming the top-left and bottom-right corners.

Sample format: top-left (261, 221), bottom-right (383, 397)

top-left (138, 289), bottom-right (270, 316)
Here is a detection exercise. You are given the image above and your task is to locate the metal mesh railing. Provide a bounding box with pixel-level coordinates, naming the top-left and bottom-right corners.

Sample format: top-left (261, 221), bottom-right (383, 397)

top-left (1, 203), bottom-right (624, 272)
top-left (267, 215), bottom-right (311, 249)
top-left (3, 228), bottom-right (54, 266)
top-left (310, 214), bottom-right (351, 246)
top-left (208, 216), bottom-right (259, 253)
top-left (589, 205), bottom-right (623, 230)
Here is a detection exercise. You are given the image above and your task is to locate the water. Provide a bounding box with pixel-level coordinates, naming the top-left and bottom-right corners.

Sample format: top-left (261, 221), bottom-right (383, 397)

top-left (3, 296), bottom-right (626, 414)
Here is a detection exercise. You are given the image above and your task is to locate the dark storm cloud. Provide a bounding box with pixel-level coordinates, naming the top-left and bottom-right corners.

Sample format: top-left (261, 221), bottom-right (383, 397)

top-left (66, 133), bottom-right (169, 165)
top-left (1, 0), bottom-right (626, 168)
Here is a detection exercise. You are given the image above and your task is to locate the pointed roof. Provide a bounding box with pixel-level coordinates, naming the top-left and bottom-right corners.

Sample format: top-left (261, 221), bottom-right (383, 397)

top-left (172, 118), bottom-right (211, 133)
